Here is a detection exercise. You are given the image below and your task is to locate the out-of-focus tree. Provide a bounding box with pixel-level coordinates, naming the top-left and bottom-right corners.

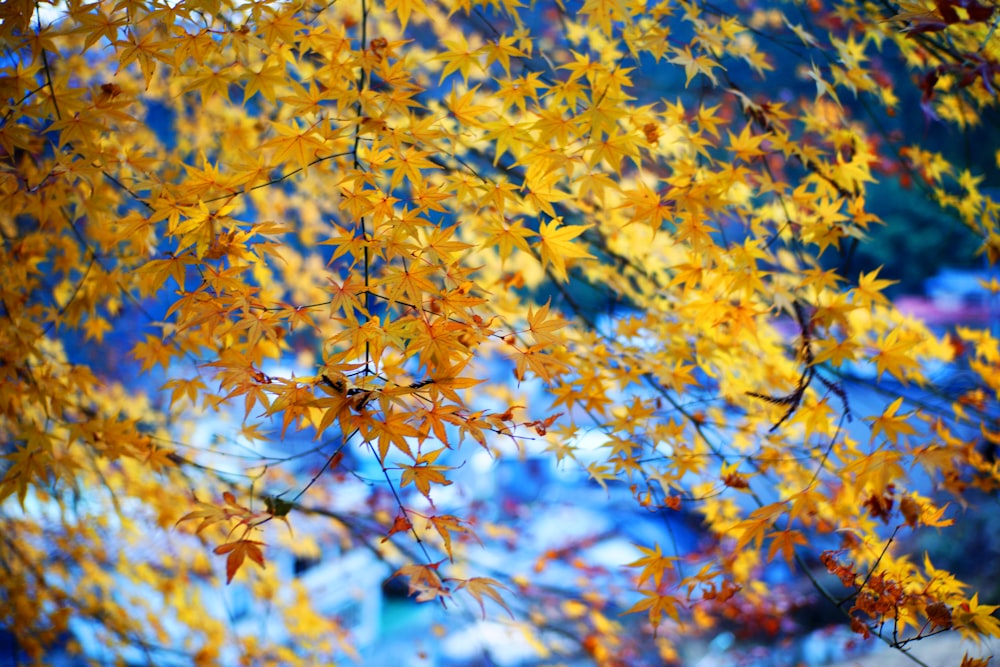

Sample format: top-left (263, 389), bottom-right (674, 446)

top-left (1, 0), bottom-right (999, 664)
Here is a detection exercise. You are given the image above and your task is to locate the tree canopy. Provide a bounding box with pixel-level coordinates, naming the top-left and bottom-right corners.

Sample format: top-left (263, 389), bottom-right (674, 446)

top-left (2, 0), bottom-right (1000, 664)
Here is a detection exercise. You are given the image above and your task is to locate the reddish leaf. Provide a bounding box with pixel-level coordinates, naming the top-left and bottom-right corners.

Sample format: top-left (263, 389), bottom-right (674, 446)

top-left (213, 540), bottom-right (266, 584)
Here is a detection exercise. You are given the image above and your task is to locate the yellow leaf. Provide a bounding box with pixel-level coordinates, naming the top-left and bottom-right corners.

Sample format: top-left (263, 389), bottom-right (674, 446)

top-left (526, 300), bottom-right (566, 345)
top-left (865, 396), bottom-right (918, 444)
top-left (670, 46), bottom-right (724, 87)
top-left (621, 590), bottom-right (681, 627)
top-left (535, 218), bottom-right (594, 282)
top-left (626, 543), bottom-right (677, 587)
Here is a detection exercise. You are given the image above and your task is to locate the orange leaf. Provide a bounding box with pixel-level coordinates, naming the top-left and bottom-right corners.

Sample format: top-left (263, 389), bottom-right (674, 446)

top-left (428, 514), bottom-right (477, 562)
top-left (398, 448), bottom-right (453, 498)
top-left (383, 514), bottom-right (413, 542)
top-left (213, 539), bottom-right (266, 584)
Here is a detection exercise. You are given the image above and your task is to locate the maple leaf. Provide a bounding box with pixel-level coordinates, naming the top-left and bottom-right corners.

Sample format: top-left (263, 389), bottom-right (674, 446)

top-left (525, 300), bottom-right (566, 345)
top-left (866, 397), bottom-right (918, 444)
top-left (812, 336), bottom-right (860, 367)
top-left (670, 46), bottom-right (724, 86)
top-left (807, 61), bottom-right (842, 109)
top-left (427, 374), bottom-right (483, 404)
top-left (241, 59), bottom-right (286, 103)
top-left (398, 448), bottom-right (453, 498)
top-left (871, 329), bottom-right (921, 381)
top-left (626, 543), bottom-right (677, 587)
top-left (522, 411), bottom-right (563, 436)
top-left (176, 501), bottom-right (230, 535)
top-left (535, 218), bottom-right (595, 282)
top-left (71, 7), bottom-right (127, 50)
top-left (414, 403), bottom-right (463, 446)
top-left (620, 181), bottom-right (674, 229)
top-left (131, 334), bottom-right (177, 373)
top-left (954, 594), bottom-right (1000, 641)
top-left (214, 539), bottom-right (266, 584)
top-left (622, 590), bottom-right (681, 628)
top-left (765, 529), bottom-right (808, 565)
top-left (482, 217), bottom-right (536, 264)
top-left (435, 35), bottom-right (484, 84)
top-left (262, 120), bottom-right (328, 172)
top-left (783, 16), bottom-right (819, 47)
top-left (428, 515), bottom-right (476, 562)
top-left (384, 0), bottom-right (427, 30)
top-left (495, 72), bottom-right (545, 112)
top-left (852, 267), bottom-right (898, 309)
top-left (586, 462), bottom-right (617, 493)
top-left (115, 29), bottom-right (169, 86)
top-left (365, 408), bottom-right (422, 462)
top-left (382, 514), bottom-right (413, 542)
top-left (82, 315), bottom-right (113, 344)
top-left (394, 562), bottom-right (451, 603)
top-left (455, 577), bottom-right (514, 619)
top-left (161, 376), bottom-right (208, 410)
top-left (0, 441), bottom-right (52, 508)
top-left (727, 124), bottom-right (768, 163)
top-left (586, 130), bottom-right (641, 171)
top-left (483, 35), bottom-right (526, 77)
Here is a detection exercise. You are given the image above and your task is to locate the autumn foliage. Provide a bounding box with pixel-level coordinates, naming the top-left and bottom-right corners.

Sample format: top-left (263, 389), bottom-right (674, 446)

top-left (2, 0), bottom-right (1000, 663)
